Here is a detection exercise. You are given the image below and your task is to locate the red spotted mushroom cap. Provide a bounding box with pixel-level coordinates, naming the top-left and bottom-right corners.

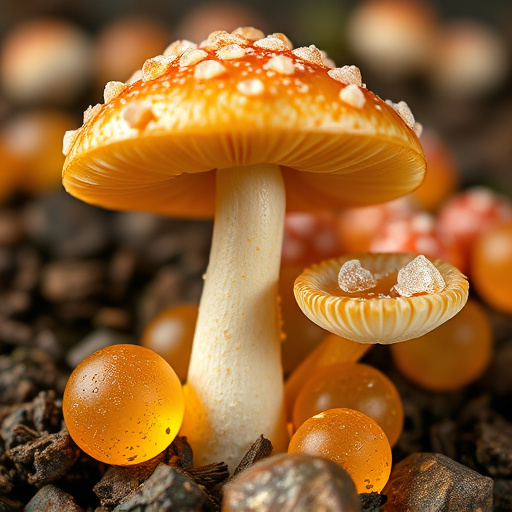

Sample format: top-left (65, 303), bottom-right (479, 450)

top-left (62, 27), bottom-right (426, 218)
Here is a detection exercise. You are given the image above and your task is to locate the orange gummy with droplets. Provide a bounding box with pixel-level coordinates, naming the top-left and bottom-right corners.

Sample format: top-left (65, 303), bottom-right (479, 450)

top-left (141, 303), bottom-right (198, 382)
top-left (288, 408), bottom-right (392, 493)
top-left (390, 299), bottom-right (493, 391)
top-left (63, 344), bottom-right (184, 465)
top-left (293, 362), bottom-right (403, 446)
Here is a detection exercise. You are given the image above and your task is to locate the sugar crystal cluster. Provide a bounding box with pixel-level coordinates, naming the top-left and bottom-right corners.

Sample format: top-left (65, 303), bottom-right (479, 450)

top-left (393, 254), bottom-right (446, 297)
top-left (338, 259), bottom-right (377, 293)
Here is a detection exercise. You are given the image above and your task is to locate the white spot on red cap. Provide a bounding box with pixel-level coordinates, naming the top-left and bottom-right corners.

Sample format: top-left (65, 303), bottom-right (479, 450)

top-left (194, 60), bottom-right (227, 80)
top-left (237, 78), bottom-right (264, 95)
top-left (265, 55), bottom-right (295, 75)
top-left (122, 103), bottom-right (155, 130)
top-left (339, 84), bottom-right (366, 109)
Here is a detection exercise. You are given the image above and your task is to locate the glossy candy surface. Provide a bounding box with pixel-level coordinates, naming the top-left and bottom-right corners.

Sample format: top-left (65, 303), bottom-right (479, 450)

top-left (293, 363), bottom-right (403, 446)
top-left (284, 333), bottom-right (370, 418)
top-left (63, 344), bottom-right (184, 465)
top-left (141, 303), bottom-right (198, 382)
top-left (390, 299), bottom-right (493, 391)
top-left (288, 407), bottom-right (392, 493)
top-left (471, 222), bottom-right (512, 313)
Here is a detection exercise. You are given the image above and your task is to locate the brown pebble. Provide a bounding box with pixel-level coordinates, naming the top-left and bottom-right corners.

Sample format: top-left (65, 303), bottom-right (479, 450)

top-left (25, 484), bottom-right (83, 511)
top-left (41, 260), bottom-right (106, 302)
top-left (114, 463), bottom-right (215, 511)
top-left (474, 421), bottom-right (512, 477)
top-left (382, 452), bottom-right (493, 512)
top-left (0, 210), bottom-right (25, 246)
top-left (494, 478), bottom-right (512, 511)
top-left (222, 452), bottom-right (361, 512)
top-left (7, 430), bottom-right (81, 487)
top-left (94, 453), bottom-right (167, 508)
top-left (359, 492), bottom-right (387, 512)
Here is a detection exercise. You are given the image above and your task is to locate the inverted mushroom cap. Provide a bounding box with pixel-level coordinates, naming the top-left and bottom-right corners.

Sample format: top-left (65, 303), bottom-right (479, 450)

top-left (63, 28), bottom-right (426, 218)
top-left (294, 253), bottom-right (469, 344)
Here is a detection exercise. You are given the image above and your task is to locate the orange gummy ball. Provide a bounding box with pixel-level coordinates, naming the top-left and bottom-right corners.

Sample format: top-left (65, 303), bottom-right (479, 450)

top-left (288, 408), bottom-right (392, 493)
top-left (63, 344), bottom-right (184, 465)
top-left (141, 303), bottom-right (198, 382)
top-left (284, 333), bottom-right (370, 418)
top-left (471, 222), bottom-right (512, 313)
top-left (390, 299), bottom-right (493, 391)
top-left (293, 363), bottom-right (403, 446)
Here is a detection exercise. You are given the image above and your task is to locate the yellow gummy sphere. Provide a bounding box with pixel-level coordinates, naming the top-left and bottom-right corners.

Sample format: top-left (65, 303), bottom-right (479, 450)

top-left (390, 299), bottom-right (493, 391)
top-left (63, 344), bottom-right (184, 465)
top-left (288, 407), bottom-right (392, 493)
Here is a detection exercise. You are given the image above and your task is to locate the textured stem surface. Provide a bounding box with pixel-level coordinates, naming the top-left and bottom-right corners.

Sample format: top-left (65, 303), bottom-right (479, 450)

top-left (181, 163), bottom-right (288, 469)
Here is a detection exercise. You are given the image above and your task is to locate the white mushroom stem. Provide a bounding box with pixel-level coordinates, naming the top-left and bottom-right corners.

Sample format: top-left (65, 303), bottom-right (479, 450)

top-left (180, 163), bottom-right (289, 470)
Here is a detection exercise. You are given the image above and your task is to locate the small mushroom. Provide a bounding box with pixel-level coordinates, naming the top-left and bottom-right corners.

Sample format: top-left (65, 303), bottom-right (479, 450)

top-left (62, 28), bottom-right (426, 469)
top-left (294, 253), bottom-right (468, 344)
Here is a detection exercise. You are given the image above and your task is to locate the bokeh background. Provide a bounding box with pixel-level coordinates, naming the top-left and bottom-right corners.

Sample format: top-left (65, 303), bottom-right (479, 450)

top-left (1, 0), bottom-right (511, 194)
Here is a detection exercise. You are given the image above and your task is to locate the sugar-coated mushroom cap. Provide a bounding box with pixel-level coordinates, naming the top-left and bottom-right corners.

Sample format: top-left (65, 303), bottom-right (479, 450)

top-left (294, 253), bottom-right (469, 344)
top-left (63, 28), bottom-right (426, 218)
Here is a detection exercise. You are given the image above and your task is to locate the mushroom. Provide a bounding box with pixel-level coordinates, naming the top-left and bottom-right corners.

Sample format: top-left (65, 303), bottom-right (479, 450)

top-left (62, 28), bottom-right (426, 469)
top-left (294, 253), bottom-right (468, 344)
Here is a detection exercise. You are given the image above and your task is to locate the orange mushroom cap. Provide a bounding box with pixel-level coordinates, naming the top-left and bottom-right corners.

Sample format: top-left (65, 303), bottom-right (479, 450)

top-left (62, 28), bottom-right (426, 218)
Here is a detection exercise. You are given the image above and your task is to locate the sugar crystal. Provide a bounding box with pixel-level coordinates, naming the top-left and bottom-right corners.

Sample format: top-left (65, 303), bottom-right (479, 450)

top-left (254, 36), bottom-right (288, 51)
top-left (385, 100), bottom-right (415, 130)
top-left (268, 33), bottom-right (294, 50)
top-left (232, 27), bottom-right (264, 42)
top-left (62, 129), bottom-right (79, 156)
top-left (217, 44), bottom-right (247, 60)
top-left (328, 66), bottom-right (362, 86)
top-left (164, 40), bottom-right (197, 57)
top-left (104, 81), bottom-right (126, 103)
top-left (179, 49), bottom-right (208, 67)
top-left (320, 50), bottom-right (336, 68)
top-left (393, 255), bottom-right (445, 298)
top-left (338, 259), bottom-right (377, 293)
top-left (142, 55), bottom-right (176, 81)
top-left (83, 104), bottom-right (101, 124)
top-left (292, 45), bottom-right (324, 66)
top-left (201, 31), bottom-right (247, 49)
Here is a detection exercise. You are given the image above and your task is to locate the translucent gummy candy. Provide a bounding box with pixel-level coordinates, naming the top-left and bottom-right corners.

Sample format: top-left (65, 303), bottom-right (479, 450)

top-left (393, 255), bottom-right (445, 297)
top-left (338, 259), bottom-right (377, 293)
